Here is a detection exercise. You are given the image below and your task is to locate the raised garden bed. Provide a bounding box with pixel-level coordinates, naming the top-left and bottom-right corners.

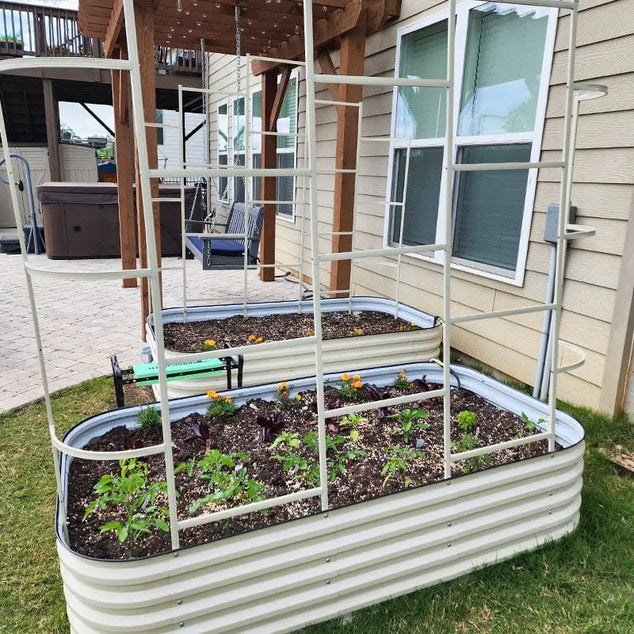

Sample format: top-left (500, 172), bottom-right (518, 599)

top-left (146, 297), bottom-right (442, 398)
top-left (57, 363), bottom-right (584, 633)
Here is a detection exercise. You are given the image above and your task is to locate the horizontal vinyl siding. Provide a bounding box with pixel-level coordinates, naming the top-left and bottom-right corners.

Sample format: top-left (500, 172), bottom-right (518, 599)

top-left (206, 0), bottom-right (634, 411)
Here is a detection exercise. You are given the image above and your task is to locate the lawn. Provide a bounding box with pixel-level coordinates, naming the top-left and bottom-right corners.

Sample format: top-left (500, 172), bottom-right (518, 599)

top-left (0, 378), bottom-right (632, 633)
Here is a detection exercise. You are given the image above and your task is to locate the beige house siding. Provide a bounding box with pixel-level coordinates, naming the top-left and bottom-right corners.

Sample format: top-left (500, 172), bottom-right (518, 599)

top-left (207, 0), bottom-right (634, 412)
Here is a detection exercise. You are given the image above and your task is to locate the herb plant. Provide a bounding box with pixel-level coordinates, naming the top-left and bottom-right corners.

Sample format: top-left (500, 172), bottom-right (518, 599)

top-left (188, 450), bottom-right (265, 514)
top-left (137, 405), bottom-right (161, 430)
top-left (381, 446), bottom-right (424, 487)
top-left (387, 408), bottom-right (429, 443)
top-left (452, 433), bottom-right (490, 473)
top-left (338, 412), bottom-right (368, 442)
top-left (457, 410), bottom-right (477, 432)
top-left (83, 459), bottom-right (169, 551)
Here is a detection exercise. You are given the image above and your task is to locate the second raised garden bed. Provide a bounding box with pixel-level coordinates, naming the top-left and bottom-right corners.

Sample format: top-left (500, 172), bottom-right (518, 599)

top-left (146, 297), bottom-right (442, 398)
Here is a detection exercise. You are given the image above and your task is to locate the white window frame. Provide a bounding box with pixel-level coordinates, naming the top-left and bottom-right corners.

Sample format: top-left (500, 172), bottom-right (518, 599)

top-left (384, 1), bottom-right (558, 286)
top-left (250, 71), bottom-right (299, 222)
top-left (217, 99), bottom-right (229, 203)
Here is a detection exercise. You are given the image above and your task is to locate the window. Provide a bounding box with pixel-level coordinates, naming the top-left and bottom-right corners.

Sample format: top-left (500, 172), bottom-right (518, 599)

top-left (216, 77), bottom-right (298, 217)
top-left (156, 110), bottom-right (164, 146)
top-left (387, 2), bottom-right (555, 283)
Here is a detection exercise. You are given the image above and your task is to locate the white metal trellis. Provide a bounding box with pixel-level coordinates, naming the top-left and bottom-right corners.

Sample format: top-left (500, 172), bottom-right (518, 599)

top-left (0, 0), bottom-right (586, 554)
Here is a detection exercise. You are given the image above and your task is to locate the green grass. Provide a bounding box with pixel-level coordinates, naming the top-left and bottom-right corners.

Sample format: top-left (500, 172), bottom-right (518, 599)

top-left (0, 381), bottom-right (633, 633)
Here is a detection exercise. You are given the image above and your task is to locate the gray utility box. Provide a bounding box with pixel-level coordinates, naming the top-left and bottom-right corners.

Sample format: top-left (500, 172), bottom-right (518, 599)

top-left (544, 203), bottom-right (578, 244)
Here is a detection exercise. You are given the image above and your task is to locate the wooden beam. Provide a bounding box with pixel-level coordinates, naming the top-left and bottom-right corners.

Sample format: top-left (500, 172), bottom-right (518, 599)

top-left (329, 3), bottom-right (366, 298)
top-left (42, 78), bottom-right (61, 181)
top-left (260, 69), bottom-right (278, 282)
top-left (132, 0), bottom-right (162, 333)
top-left (112, 47), bottom-right (137, 289)
top-left (251, 0), bottom-right (362, 74)
top-left (104, 0), bottom-right (124, 58)
top-left (270, 66), bottom-right (291, 130)
top-left (317, 50), bottom-right (339, 102)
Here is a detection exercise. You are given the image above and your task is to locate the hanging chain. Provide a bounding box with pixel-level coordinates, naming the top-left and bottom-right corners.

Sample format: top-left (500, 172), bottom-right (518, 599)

top-left (235, 5), bottom-right (241, 93)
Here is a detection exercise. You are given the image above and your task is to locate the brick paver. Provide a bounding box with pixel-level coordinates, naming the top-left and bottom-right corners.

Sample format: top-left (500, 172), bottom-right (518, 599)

top-left (0, 254), bottom-right (300, 413)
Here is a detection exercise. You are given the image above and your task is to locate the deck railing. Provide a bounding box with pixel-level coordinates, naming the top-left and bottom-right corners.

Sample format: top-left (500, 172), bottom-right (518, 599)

top-left (0, 1), bottom-right (201, 75)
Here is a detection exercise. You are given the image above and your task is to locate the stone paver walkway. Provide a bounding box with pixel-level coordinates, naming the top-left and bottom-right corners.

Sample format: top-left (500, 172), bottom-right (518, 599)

top-left (0, 254), bottom-right (300, 413)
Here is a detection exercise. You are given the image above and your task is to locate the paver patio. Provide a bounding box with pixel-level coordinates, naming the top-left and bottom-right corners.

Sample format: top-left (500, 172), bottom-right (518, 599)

top-left (0, 254), bottom-right (300, 413)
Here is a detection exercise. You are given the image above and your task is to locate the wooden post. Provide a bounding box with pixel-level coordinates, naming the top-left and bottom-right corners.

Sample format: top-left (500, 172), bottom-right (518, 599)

top-left (329, 11), bottom-right (366, 297)
top-left (42, 78), bottom-right (61, 181)
top-left (111, 46), bottom-right (137, 289)
top-left (133, 0), bottom-right (162, 332)
top-left (260, 69), bottom-right (278, 282)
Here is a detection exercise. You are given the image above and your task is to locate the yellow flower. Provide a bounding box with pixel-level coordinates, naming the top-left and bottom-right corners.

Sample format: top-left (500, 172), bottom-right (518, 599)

top-left (248, 334), bottom-right (256, 342)
top-left (410, 322), bottom-right (416, 327)
top-left (204, 339), bottom-right (216, 347)
top-left (399, 371), bottom-right (406, 377)
top-left (352, 380), bottom-right (363, 389)
top-left (342, 373), bottom-right (350, 381)
top-left (276, 386), bottom-right (282, 392)
top-left (255, 336), bottom-right (264, 344)
top-left (352, 374), bottom-right (361, 381)
top-left (295, 395), bottom-right (301, 401)
top-left (206, 389), bottom-right (217, 399)
top-left (224, 395), bottom-right (232, 403)
top-left (280, 381), bottom-right (287, 388)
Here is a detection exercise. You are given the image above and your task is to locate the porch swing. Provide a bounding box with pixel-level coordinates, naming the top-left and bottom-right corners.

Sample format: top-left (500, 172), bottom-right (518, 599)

top-left (184, 6), bottom-right (264, 271)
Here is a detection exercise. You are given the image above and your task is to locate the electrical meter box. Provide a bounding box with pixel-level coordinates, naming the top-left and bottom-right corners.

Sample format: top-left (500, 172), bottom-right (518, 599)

top-left (544, 203), bottom-right (578, 244)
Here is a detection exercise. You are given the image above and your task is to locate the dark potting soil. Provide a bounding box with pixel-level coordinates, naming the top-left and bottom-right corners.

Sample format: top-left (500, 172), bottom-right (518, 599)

top-left (162, 310), bottom-right (424, 352)
top-left (66, 374), bottom-right (556, 560)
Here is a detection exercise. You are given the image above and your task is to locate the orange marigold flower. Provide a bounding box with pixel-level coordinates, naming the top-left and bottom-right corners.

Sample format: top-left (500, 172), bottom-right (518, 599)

top-left (280, 381), bottom-right (288, 388)
top-left (341, 373), bottom-right (350, 381)
top-left (399, 371), bottom-right (406, 377)
top-left (306, 331), bottom-right (313, 337)
top-left (248, 334), bottom-right (256, 342)
top-left (215, 393), bottom-right (222, 401)
top-left (206, 389), bottom-right (217, 399)
top-left (352, 374), bottom-right (361, 381)
top-left (255, 336), bottom-right (264, 344)
top-left (225, 395), bottom-right (232, 403)
top-left (410, 322), bottom-right (417, 327)
top-left (282, 391), bottom-right (289, 398)
top-left (276, 386), bottom-right (282, 392)
top-left (204, 339), bottom-right (216, 347)
top-left (352, 380), bottom-right (363, 389)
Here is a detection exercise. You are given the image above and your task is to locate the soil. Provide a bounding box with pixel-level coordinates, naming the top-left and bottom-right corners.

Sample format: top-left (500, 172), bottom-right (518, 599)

top-left (66, 373), bottom-right (556, 561)
top-left (162, 310), bottom-right (427, 352)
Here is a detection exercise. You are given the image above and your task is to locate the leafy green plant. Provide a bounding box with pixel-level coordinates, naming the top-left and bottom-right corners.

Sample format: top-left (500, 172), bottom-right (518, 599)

top-left (387, 408), bottom-right (429, 443)
top-left (83, 459), bottom-right (169, 550)
top-left (338, 373), bottom-right (364, 399)
top-left (381, 446), bottom-right (424, 487)
top-left (188, 450), bottom-right (264, 514)
top-left (452, 433), bottom-right (490, 474)
top-left (521, 411), bottom-right (543, 431)
top-left (137, 405), bottom-right (161, 430)
top-left (393, 370), bottom-right (412, 390)
top-left (270, 431), bottom-right (320, 487)
top-left (338, 412), bottom-right (368, 442)
top-left (457, 410), bottom-right (477, 432)
top-left (205, 390), bottom-right (236, 420)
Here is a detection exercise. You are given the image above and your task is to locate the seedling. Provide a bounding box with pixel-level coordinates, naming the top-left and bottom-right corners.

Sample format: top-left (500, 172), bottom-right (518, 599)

top-left (393, 370), bottom-right (412, 390)
top-left (270, 432), bottom-right (320, 487)
top-left (457, 410), bottom-right (477, 432)
top-left (520, 411), bottom-right (543, 431)
top-left (338, 373), bottom-right (364, 400)
top-left (452, 433), bottom-right (490, 474)
top-left (83, 459), bottom-right (169, 551)
top-left (381, 446), bottom-right (424, 487)
top-left (137, 405), bottom-right (161, 430)
top-left (188, 450), bottom-right (264, 514)
top-left (387, 408), bottom-right (429, 443)
top-left (206, 390), bottom-right (236, 420)
top-left (338, 412), bottom-right (368, 442)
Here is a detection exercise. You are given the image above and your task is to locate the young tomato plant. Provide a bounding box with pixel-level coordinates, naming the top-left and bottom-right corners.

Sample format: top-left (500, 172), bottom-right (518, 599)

top-left (381, 446), bottom-right (424, 487)
top-left (452, 433), bottom-right (490, 474)
top-left (387, 408), bottom-right (429, 443)
top-left (338, 412), bottom-right (368, 442)
top-left (303, 431), bottom-right (367, 482)
top-left (187, 450), bottom-right (265, 514)
top-left (137, 405), bottom-right (161, 431)
top-left (206, 390), bottom-right (236, 420)
top-left (270, 431), bottom-right (320, 487)
top-left (83, 459), bottom-right (169, 551)
top-left (338, 373), bottom-right (364, 399)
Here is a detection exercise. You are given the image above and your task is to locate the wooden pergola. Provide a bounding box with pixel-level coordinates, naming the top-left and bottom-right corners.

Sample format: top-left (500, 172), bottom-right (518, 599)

top-left (78, 0), bottom-right (400, 327)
